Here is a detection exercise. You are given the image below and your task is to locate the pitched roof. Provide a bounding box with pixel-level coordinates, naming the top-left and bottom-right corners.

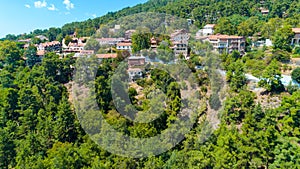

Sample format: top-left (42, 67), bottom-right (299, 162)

top-left (171, 29), bottom-right (188, 37)
top-left (96, 53), bottom-right (118, 59)
top-left (117, 43), bottom-right (132, 46)
top-left (128, 68), bottom-right (143, 72)
top-left (128, 56), bottom-right (145, 60)
top-left (208, 34), bottom-right (244, 40)
top-left (292, 28), bottom-right (300, 34)
top-left (204, 24), bottom-right (216, 28)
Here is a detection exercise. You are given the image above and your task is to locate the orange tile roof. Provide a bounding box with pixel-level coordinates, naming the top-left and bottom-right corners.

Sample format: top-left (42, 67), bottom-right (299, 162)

top-left (96, 53), bottom-right (118, 59)
top-left (292, 28), bottom-right (300, 34)
top-left (208, 34), bottom-right (244, 40)
top-left (80, 50), bottom-right (94, 54)
top-left (205, 24), bottom-right (216, 27)
top-left (117, 43), bottom-right (132, 46)
top-left (171, 29), bottom-right (188, 37)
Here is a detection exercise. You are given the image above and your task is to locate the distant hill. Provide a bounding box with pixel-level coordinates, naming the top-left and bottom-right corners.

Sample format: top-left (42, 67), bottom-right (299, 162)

top-left (2, 0), bottom-right (300, 41)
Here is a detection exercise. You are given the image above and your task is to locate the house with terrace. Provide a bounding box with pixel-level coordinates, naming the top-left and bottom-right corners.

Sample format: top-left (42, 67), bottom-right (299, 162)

top-left (205, 34), bottom-right (245, 54)
top-left (170, 29), bottom-right (190, 59)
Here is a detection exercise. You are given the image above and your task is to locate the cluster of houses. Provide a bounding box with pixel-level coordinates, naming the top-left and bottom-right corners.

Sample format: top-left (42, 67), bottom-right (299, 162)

top-left (63, 34), bottom-right (89, 54)
top-left (196, 24), bottom-right (246, 54)
top-left (17, 20), bottom-right (300, 84)
top-left (22, 32), bottom-right (91, 57)
top-left (196, 23), bottom-right (300, 54)
top-left (19, 21), bottom-right (300, 62)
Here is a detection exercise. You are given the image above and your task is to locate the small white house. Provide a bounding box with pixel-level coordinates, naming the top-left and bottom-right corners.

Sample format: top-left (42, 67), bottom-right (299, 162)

top-left (117, 42), bottom-right (132, 51)
top-left (196, 24), bottom-right (216, 38)
top-left (265, 39), bottom-right (273, 47)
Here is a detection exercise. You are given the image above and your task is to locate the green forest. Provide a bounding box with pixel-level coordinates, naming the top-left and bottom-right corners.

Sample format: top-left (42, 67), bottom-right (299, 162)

top-left (1, 0), bottom-right (300, 168)
top-left (2, 0), bottom-right (300, 41)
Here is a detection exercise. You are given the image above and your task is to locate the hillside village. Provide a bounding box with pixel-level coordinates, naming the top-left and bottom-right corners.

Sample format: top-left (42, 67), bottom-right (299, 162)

top-left (15, 20), bottom-right (300, 107)
top-left (18, 21), bottom-right (300, 83)
top-left (18, 19), bottom-right (300, 59)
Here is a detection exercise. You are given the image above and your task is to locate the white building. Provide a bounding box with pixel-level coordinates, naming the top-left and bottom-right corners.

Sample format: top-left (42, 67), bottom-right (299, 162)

top-left (205, 34), bottom-right (245, 54)
top-left (203, 24), bottom-right (215, 36)
top-left (196, 24), bottom-right (216, 38)
top-left (187, 19), bottom-right (194, 25)
top-left (117, 42), bottom-right (132, 51)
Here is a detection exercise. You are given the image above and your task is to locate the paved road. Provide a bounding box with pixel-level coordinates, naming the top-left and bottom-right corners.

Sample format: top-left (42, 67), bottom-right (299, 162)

top-left (218, 70), bottom-right (300, 87)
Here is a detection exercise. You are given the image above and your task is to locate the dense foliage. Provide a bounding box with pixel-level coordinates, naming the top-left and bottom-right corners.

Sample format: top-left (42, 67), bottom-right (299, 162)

top-left (2, 0), bottom-right (300, 41)
top-left (1, 0), bottom-right (300, 168)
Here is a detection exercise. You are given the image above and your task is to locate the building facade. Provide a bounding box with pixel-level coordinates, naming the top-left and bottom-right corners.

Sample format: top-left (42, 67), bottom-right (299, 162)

top-left (117, 42), bottom-right (132, 51)
top-left (291, 28), bottom-right (300, 46)
top-left (206, 34), bottom-right (245, 54)
top-left (170, 29), bottom-right (190, 58)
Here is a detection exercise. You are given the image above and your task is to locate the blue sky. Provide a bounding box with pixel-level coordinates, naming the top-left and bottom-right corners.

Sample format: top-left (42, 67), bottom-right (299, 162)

top-left (0, 0), bottom-right (148, 38)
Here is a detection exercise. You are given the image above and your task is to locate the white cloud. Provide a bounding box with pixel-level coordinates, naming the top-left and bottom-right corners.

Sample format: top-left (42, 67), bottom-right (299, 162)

top-left (92, 14), bottom-right (97, 18)
top-left (34, 0), bottom-right (47, 8)
top-left (25, 4), bottom-right (31, 8)
top-left (48, 4), bottom-right (58, 11)
top-left (63, 0), bottom-right (74, 10)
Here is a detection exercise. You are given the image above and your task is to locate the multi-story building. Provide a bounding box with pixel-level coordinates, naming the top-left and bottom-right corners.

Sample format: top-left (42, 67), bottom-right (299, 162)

top-left (37, 41), bottom-right (61, 52)
top-left (291, 28), bottom-right (300, 46)
top-left (205, 34), bottom-right (245, 54)
top-left (64, 42), bottom-right (85, 53)
top-left (170, 29), bottom-right (190, 58)
top-left (62, 37), bottom-right (88, 53)
top-left (127, 56), bottom-right (146, 81)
